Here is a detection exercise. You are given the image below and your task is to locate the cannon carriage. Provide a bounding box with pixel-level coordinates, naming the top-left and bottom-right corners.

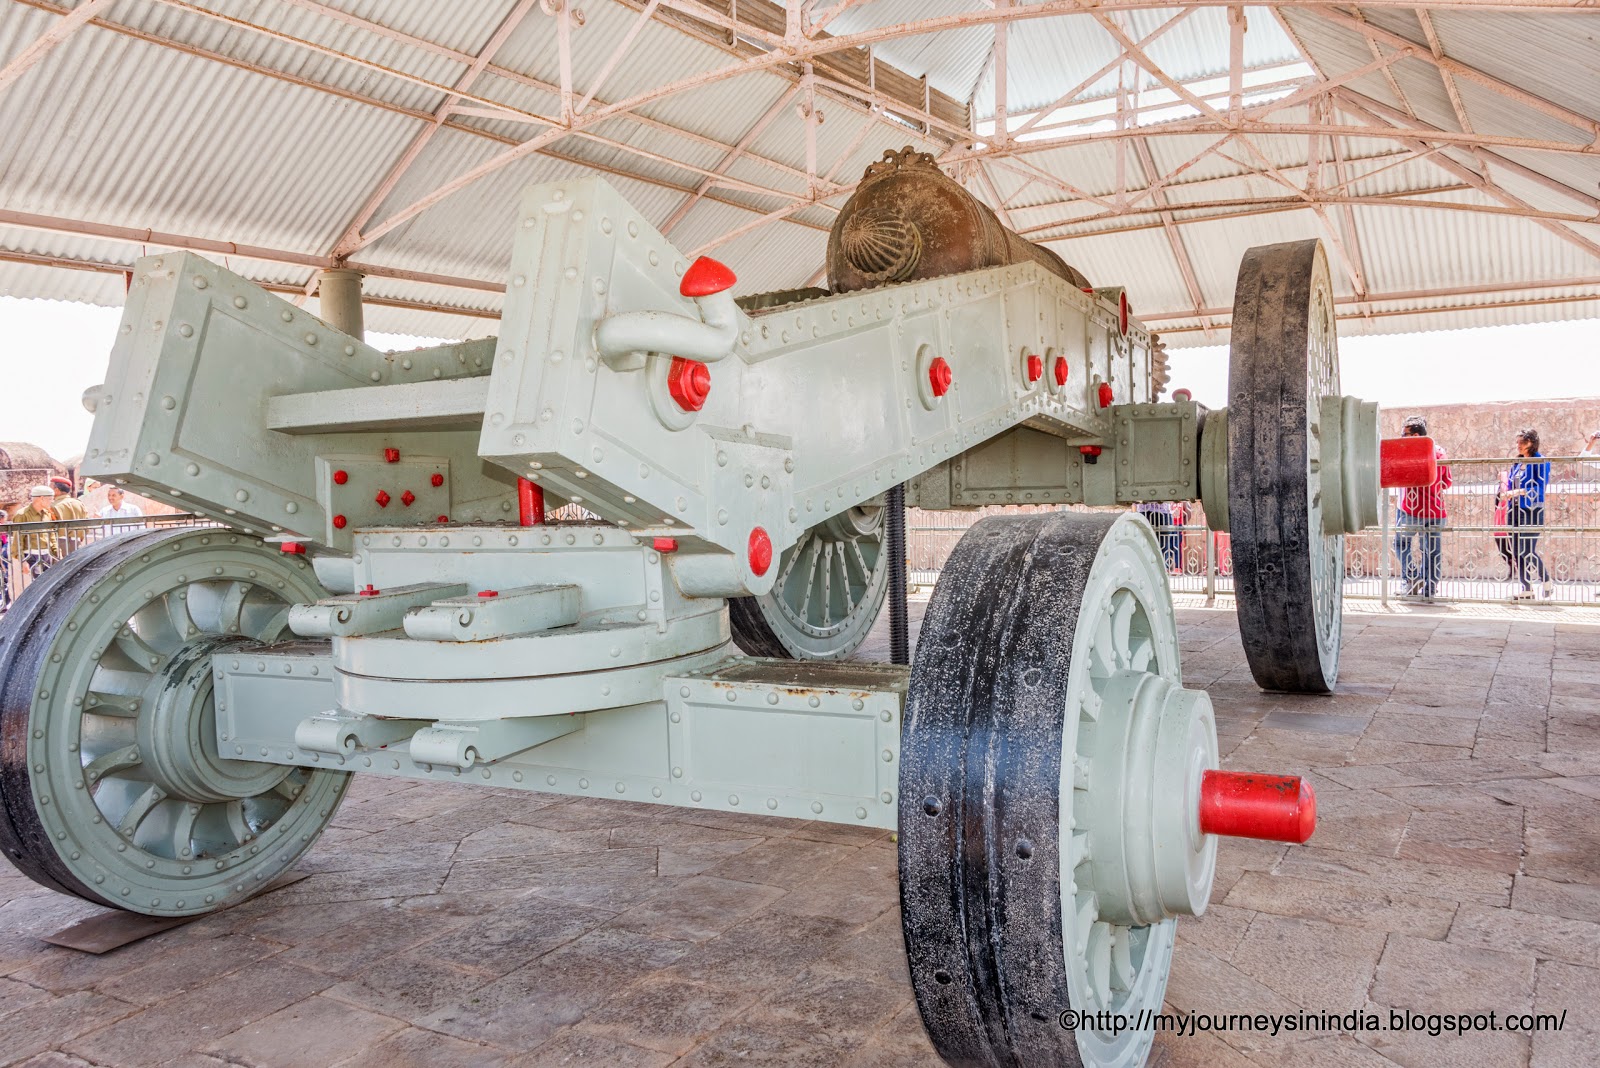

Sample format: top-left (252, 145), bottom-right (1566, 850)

top-left (1, 148), bottom-right (1432, 1068)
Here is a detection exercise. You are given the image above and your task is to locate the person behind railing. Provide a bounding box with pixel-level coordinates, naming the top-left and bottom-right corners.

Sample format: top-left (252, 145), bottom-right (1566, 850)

top-left (1492, 463), bottom-right (1516, 584)
top-left (1136, 500), bottom-right (1181, 573)
top-left (99, 485), bottom-right (143, 536)
top-left (8, 485), bottom-right (61, 579)
top-left (1392, 416), bottom-right (1452, 602)
top-left (1505, 427), bottom-right (1552, 600)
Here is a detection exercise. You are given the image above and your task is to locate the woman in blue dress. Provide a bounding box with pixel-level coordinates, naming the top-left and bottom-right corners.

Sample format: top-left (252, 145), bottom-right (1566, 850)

top-left (1505, 427), bottom-right (1551, 600)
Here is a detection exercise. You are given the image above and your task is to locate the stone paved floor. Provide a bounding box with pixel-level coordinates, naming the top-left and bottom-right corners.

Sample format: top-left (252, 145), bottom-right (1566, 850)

top-left (2, 602), bottom-right (1598, 1067)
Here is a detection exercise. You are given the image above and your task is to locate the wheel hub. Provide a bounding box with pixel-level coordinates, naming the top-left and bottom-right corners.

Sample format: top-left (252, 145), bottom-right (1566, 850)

top-left (137, 635), bottom-right (288, 804)
top-left (1082, 671), bottom-right (1217, 926)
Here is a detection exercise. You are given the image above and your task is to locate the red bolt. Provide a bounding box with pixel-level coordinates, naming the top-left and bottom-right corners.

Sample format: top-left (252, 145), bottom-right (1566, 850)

top-left (667, 355), bottom-right (712, 412)
top-left (679, 256), bottom-right (738, 297)
top-left (358, 584), bottom-right (380, 597)
top-left (653, 537), bottom-right (678, 553)
top-left (383, 448), bottom-right (400, 463)
top-left (375, 490), bottom-right (391, 508)
top-left (280, 542), bottom-right (306, 554)
top-left (477, 590), bottom-right (499, 598)
top-left (400, 490), bottom-right (416, 507)
top-left (437, 515), bottom-right (449, 524)
top-left (1079, 445), bottom-right (1103, 458)
top-left (1053, 356), bottom-right (1070, 386)
top-left (332, 469), bottom-right (348, 485)
top-left (1119, 291), bottom-right (1131, 336)
top-left (748, 527), bottom-right (773, 576)
top-left (430, 473), bottom-right (444, 488)
top-left (332, 515), bottom-right (347, 529)
top-left (1097, 382), bottom-right (1114, 409)
top-left (1026, 353), bottom-right (1043, 383)
top-left (928, 357), bottom-right (952, 398)
top-left (1198, 770), bottom-right (1317, 844)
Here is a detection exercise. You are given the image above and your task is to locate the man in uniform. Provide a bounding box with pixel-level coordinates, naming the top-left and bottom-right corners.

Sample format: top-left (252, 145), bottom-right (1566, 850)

top-left (8, 485), bottom-right (61, 579)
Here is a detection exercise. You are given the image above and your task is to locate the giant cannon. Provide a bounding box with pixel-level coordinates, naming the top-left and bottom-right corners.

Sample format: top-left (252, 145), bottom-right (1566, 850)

top-left (0, 148), bottom-right (1432, 1067)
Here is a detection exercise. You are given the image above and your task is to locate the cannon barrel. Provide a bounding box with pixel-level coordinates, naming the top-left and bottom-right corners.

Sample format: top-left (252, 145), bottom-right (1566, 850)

top-left (826, 146), bottom-right (1092, 293)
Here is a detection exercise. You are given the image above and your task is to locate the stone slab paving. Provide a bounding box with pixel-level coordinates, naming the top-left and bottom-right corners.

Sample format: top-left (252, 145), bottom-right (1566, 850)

top-left (1, 602), bottom-right (1597, 1067)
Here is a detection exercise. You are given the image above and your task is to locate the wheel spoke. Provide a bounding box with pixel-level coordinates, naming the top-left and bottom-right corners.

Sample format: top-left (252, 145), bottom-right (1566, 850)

top-left (1085, 921), bottom-right (1111, 1005)
top-left (170, 803), bottom-right (200, 859)
top-left (116, 783), bottom-right (167, 838)
top-left (1110, 926), bottom-right (1137, 992)
top-left (84, 744), bottom-right (142, 787)
top-left (224, 799), bottom-right (252, 844)
top-left (114, 626), bottom-right (167, 672)
top-left (84, 691), bottom-right (141, 718)
top-left (164, 588), bottom-right (197, 640)
top-left (1110, 592), bottom-right (1136, 668)
top-left (218, 580), bottom-right (249, 634)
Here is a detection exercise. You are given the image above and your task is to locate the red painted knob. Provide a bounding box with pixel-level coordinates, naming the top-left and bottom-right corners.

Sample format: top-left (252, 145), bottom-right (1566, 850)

top-left (748, 527), bottom-right (773, 576)
top-left (437, 515), bottom-right (449, 524)
top-left (668, 355), bottom-right (712, 412)
top-left (1097, 381), bottom-right (1114, 408)
top-left (280, 542), bottom-right (306, 554)
top-left (928, 357), bottom-right (952, 398)
top-left (1053, 356), bottom-right (1069, 386)
top-left (1198, 770), bottom-right (1317, 844)
top-left (1079, 445), bottom-right (1102, 458)
top-left (1119, 291), bottom-right (1130, 336)
top-left (332, 514), bottom-right (347, 529)
top-left (478, 590), bottom-right (499, 598)
top-left (332, 469), bottom-right (348, 485)
top-left (400, 490), bottom-right (416, 507)
top-left (680, 256), bottom-right (737, 297)
top-left (383, 448), bottom-right (400, 463)
top-left (1380, 436), bottom-right (1437, 488)
top-left (374, 490), bottom-right (391, 508)
top-left (1026, 353), bottom-right (1043, 383)
top-left (652, 537), bottom-right (679, 553)
top-left (518, 477), bottom-right (546, 526)
top-left (358, 584), bottom-right (380, 598)
top-left (430, 473), bottom-right (444, 488)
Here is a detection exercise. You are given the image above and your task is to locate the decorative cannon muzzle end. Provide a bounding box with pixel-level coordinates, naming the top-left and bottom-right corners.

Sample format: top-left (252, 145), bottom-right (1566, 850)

top-left (1380, 435), bottom-right (1437, 488)
top-left (1199, 770), bottom-right (1317, 844)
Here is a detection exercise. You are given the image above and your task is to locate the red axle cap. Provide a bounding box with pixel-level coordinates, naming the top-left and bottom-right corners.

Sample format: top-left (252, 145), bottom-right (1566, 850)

top-left (748, 527), bottom-right (773, 577)
top-left (679, 256), bottom-right (737, 297)
top-left (1199, 770), bottom-right (1317, 844)
top-left (928, 357), bottom-right (953, 398)
top-left (1053, 356), bottom-right (1070, 386)
top-left (1380, 436), bottom-right (1438, 489)
top-left (1097, 381), bottom-right (1114, 408)
top-left (1026, 353), bottom-right (1043, 383)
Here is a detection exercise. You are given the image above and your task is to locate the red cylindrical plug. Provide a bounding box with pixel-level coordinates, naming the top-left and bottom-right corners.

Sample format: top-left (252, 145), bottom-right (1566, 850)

top-left (668, 355), bottom-right (712, 411)
top-left (1198, 770), bottom-right (1316, 844)
top-left (518, 477), bottom-right (545, 526)
top-left (1381, 436), bottom-right (1437, 488)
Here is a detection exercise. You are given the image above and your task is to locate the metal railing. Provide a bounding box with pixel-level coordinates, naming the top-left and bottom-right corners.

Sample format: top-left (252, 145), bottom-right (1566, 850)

top-left (908, 454), bottom-right (1600, 607)
top-left (1, 513), bottom-right (216, 612)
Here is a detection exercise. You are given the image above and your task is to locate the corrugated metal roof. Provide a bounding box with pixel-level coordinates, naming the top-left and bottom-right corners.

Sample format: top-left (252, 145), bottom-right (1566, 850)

top-left (0, 0), bottom-right (1594, 350)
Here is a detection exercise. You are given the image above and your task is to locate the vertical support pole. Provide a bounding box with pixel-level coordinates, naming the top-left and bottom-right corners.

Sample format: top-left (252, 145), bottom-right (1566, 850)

top-left (1379, 491), bottom-right (1391, 606)
top-left (1205, 529), bottom-right (1217, 607)
top-left (518, 477), bottom-right (546, 526)
top-left (317, 267), bottom-right (365, 341)
top-left (886, 483), bottom-right (909, 665)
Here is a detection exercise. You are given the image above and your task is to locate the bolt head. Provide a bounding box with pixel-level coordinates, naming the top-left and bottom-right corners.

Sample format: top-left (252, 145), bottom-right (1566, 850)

top-left (332, 514), bottom-right (347, 529)
top-left (332, 469), bottom-right (348, 485)
top-left (400, 490), bottom-right (416, 507)
top-left (1026, 353), bottom-right (1043, 383)
top-left (748, 527), bottom-right (773, 576)
top-left (430, 473), bottom-right (444, 487)
top-left (1097, 381), bottom-right (1114, 408)
top-left (374, 490), bottom-right (391, 508)
top-left (928, 357), bottom-right (952, 397)
top-left (667, 356), bottom-right (712, 412)
top-left (1053, 356), bottom-right (1069, 386)
top-left (383, 448), bottom-right (400, 463)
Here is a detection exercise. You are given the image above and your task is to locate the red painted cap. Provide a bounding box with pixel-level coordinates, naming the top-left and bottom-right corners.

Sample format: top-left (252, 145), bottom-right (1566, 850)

top-left (1053, 356), bottom-right (1070, 386)
top-left (1097, 381), bottom-right (1114, 408)
top-left (748, 527), bottom-right (773, 576)
top-left (928, 357), bottom-right (952, 398)
top-left (1026, 353), bottom-right (1043, 383)
top-left (680, 256), bottom-right (737, 297)
top-left (652, 537), bottom-right (679, 553)
top-left (280, 541), bottom-right (306, 554)
top-left (1119, 291), bottom-right (1130, 336)
top-left (383, 448), bottom-right (400, 463)
top-left (357, 584), bottom-right (381, 598)
top-left (332, 514), bottom-right (347, 530)
top-left (668, 355), bottom-right (712, 412)
top-left (431, 473), bottom-right (444, 487)
top-left (477, 590), bottom-right (499, 598)
top-left (332, 469), bottom-right (348, 485)
top-left (1380, 436), bottom-right (1437, 489)
top-left (374, 489), bottom-right (391, 508)
top-left (1079, 445), bottom-right (1103, 458)
top-left (1198, 770), bottom-right (1317, 844)
top-left (400, 490), bottom-right (416, 507)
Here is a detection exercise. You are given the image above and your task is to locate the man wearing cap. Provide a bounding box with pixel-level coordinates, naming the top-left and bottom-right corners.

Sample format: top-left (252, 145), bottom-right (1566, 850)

top-left (50, 477), bottom-right (88, 521)
top-left (8, 486), bottom-right (61, 577)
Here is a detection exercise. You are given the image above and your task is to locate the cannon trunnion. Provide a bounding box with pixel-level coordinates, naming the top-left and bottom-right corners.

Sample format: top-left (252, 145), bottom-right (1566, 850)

top-left (0, 150), bottom-right (1437, 1067)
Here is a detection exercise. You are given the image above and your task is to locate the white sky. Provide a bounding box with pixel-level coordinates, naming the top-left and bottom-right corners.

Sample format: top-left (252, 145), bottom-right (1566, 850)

top-left (1, 294), bottom-right (1598, 460)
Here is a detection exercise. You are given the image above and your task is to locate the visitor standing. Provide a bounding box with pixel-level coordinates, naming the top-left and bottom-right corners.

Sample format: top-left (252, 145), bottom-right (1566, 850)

top-left (8, 485), bottom-right (61, 579)
top-left (1506, 428), bottom-right (1551, 600)
top-left (1391, 416), bottom-right (1452, 601)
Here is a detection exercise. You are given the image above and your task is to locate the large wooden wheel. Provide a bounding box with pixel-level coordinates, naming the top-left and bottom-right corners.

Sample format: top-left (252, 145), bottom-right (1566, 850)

top-left (1228, 239), bottom-right (1345, 693)
top-left (0, 528), bottom-right (349, 916)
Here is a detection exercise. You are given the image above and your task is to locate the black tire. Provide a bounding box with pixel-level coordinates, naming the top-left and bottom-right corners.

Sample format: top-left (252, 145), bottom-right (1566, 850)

top-left (1228, 239), bottom-right (1343, 693)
